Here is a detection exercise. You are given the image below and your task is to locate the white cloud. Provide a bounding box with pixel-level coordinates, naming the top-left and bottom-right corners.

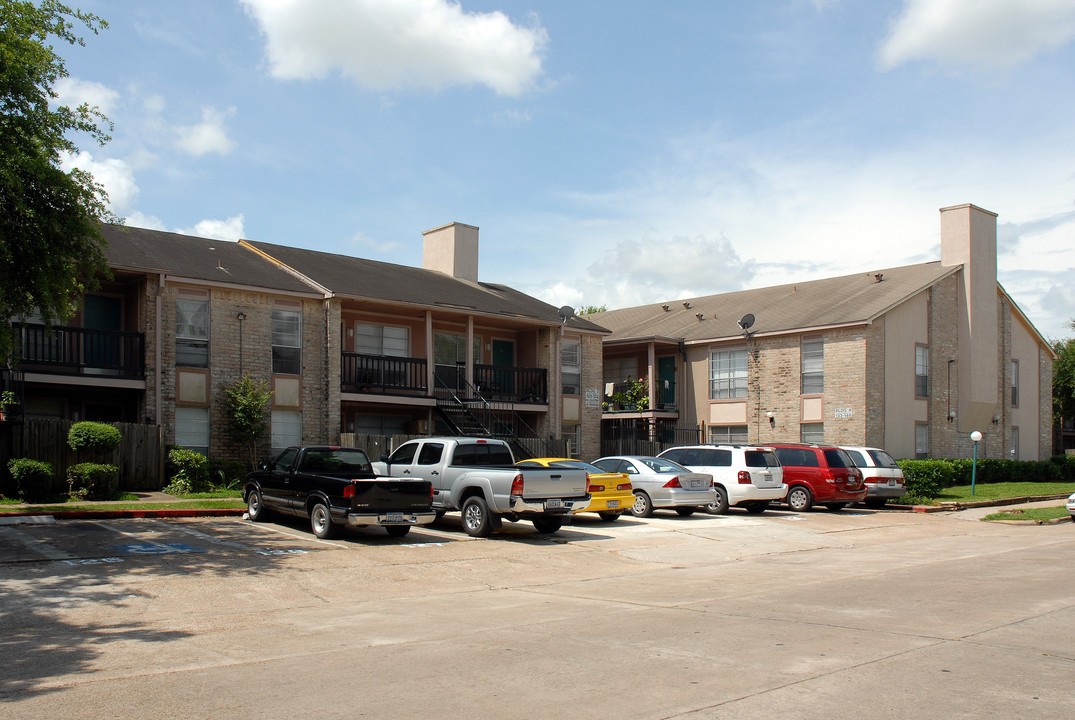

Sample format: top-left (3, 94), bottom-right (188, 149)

top-left (124, 211), bottom-right (167, 231)
top-left (54, 77), bottom-right (120, 114)
top-left (177, 215), bottom-right (247, 241)
top-left (175, 107), bottom-right (237, 156)
top-left (878, 0), bottom-right (1075, 69)
top-left (58, 150), bottom-right (139, 212)
top-left (240, 0), bottom-right (547, 96)
top-left (347, 230), bottom-right (404, 254)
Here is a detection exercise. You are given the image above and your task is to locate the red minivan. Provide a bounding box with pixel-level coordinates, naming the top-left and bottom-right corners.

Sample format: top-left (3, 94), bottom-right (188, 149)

top-left (769, 444), bottom-right (866, 512)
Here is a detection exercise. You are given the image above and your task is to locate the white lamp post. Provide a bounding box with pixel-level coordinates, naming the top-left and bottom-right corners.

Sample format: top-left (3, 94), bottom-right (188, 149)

top-left (970, 431), bottom-right (982, 495)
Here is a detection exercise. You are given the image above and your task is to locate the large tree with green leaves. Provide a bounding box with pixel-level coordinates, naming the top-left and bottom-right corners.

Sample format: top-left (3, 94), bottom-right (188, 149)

top-left (1053, 319), bottom-right (1075, 425)
top-left (1, 1), bottom-right (113, 363)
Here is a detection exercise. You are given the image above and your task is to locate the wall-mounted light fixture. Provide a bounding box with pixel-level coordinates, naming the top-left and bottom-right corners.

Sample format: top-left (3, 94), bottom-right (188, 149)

top-left (948, 410), bottom-right (956, 422)
top-left (992, 414), bottom-right (1000, 425)
top-left (766, 410), bottom-right (775, 428)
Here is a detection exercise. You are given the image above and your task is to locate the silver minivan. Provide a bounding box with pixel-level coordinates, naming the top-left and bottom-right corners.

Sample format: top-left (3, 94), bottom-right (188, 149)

top-left (840, 446), bottom-right (906, 508)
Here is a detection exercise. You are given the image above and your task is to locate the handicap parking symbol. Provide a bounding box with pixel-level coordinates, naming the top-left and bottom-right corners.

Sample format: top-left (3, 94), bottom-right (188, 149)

top-left (113, 543), bottom-right (206, 555)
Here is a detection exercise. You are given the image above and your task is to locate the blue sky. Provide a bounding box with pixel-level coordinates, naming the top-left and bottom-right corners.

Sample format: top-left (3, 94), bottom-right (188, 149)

top-left (58, 0), bottom-right (1075, 340)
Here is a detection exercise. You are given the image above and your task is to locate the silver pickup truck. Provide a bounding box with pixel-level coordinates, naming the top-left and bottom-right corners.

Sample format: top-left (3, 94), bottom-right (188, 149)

top-left (372, 437), bottom-right (590, 537)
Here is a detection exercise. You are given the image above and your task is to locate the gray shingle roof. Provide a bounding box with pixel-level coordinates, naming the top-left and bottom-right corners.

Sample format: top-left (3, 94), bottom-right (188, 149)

top-left (102, 224), bottom-right (318, 294)
top-left (591, 261), bottom-right (960, 344)
top-left (243, 239), bottom-right (608, 332)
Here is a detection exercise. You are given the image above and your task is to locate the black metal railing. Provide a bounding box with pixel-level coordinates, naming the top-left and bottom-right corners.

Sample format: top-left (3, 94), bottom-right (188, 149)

top-left (474, 364), bottom-right (547, 404)
top-left (15, 323), bottom-right (144, 378)
top-left (341, 353), bottom-right (427, 394)
top-left (433, 375), bottom-right (555, 459)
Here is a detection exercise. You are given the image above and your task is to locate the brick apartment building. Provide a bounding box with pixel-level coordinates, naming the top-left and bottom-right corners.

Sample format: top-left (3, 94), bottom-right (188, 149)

top-left (5, 222), bottom-right (608, 463)
top-left (592, 204), bottom-right (1055, 461)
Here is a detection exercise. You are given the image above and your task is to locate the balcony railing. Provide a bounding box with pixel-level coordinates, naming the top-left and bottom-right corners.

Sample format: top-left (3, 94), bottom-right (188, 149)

top-left (474, 364), bottom-right (547, 404)
top-left (341, 353), bottom-right (428, 394)
top-left (15, 323), bottom-right (144, 378)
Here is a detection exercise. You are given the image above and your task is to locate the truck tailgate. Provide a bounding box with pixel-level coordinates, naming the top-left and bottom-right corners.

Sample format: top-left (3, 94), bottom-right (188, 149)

top-left (518, 468), bottom-right (588, 499)
top-left (349, 479), bottom-right (432, 512)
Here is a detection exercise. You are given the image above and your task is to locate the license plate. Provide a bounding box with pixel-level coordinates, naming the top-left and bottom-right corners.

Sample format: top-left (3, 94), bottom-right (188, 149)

top-left (606, 500), bottom-right (619, 509)
top-left (888, 479), bottom-right (896, 486)
top-left (545, 499), bottom-right (563, 510)
top-left (386, 512), bottom-right (404, 523)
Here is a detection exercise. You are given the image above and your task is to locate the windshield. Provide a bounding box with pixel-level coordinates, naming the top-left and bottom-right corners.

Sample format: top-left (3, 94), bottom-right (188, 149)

top-left (639, 457), bottom-right (689, 474)
top-left (868, 449), bottom-right (900, 468)
top-left (303, 448), bottom-right (372, 473)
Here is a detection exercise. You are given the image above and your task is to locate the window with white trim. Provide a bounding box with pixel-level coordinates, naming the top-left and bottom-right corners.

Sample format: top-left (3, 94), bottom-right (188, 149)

top-left (708, 425), bottom-right (748, 444)
top-left (357, 324), bottom-right (409, 357)
top-left (271, 409), bottom-right (302, 455)
top-left (1010, 360), bottom-right (1019, 407)
top-left (175, 299), bottom-right (209, 368)
top-left (272, 309), bottom-right (302, 374)
top-left (604, 357), bottom-right (638, 384)
top-left (175, 406), bottom-right (209, 456)
top-left (562, 340), bottom-right (581, 395)
top-left (800, 422), bottom-right (824, 443)
top-left (801, 337), bottom-right (824, 395)
top-left (709, 348), bottom-right (747, 399)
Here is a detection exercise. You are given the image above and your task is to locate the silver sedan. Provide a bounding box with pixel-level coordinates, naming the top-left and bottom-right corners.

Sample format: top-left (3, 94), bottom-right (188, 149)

top-left (592, 456), bottom-right (715, 518)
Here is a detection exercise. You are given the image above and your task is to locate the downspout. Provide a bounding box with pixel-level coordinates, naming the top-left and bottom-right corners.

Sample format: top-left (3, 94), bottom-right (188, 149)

top-left (155, 273), bottom-right (164, 426)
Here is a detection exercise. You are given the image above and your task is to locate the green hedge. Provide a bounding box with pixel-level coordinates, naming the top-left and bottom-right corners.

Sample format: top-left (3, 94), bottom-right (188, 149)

top-left (165, 447), bottom-right (210, 494)
top-left (67, 462), bottom-right (120, 500)
top-left (67, 421), bottom-right (122, 452)
top-left (7, 458), bottom-right (54, 503)
top-left (899, 456), bottom-right (1075, 501)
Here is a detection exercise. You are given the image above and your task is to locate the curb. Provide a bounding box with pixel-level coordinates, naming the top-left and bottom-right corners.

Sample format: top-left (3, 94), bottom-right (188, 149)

top-left (0, 508), bottom-right (245, 521)
top-left (936, 494), bottom-right (1071, 511)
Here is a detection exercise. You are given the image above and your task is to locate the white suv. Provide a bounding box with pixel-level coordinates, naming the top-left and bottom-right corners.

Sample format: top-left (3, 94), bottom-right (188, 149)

top-left (657, 445), bottom-right (785, 514)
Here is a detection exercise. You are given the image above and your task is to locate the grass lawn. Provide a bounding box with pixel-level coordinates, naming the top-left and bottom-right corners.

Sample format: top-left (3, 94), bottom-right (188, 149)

top-left (932, 482), bottom-right (1075, 503)
top-left (983, 506), bottom-right (1073, 523)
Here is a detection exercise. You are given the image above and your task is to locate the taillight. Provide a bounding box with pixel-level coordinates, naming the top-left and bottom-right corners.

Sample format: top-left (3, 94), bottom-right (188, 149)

top-left (510, 473), bottom-right (524, 496)
top-left (617, 483), bottom-right (632, 491)
top-left (344, 482), bottom-right (356, 498)
top-left (429, 484), bottom-right (434, 499)
top-left (822, 470), bottom-right (836, 484)
top-left (588, 483), bottom-right (606, 493)
top-left (738, 471), bottom-right (752, 485)
top-left (663, 476), bottom-right (682, 489)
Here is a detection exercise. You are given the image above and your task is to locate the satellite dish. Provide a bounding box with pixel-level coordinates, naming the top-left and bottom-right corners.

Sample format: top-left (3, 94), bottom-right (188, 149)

top-left (737, 313), bottom-right (755, 331)
top-left (557, 305), bottom-right (574, 323)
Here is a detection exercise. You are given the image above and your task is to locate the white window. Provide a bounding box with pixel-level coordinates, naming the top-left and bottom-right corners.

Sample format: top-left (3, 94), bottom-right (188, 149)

top-left (562, 340), bottom-right (581, 395)
top-left (561, 423), bottom-right (581, 458)
top-left (709, 348), bottom-right (747, 399)
top-left (800, 422), bottom-right (824, 443)
top-left (271, 410), bottom-right (302, 455)
top-left (175, 406), bottom-right (209, 455)
top-left (604, 357), bottom-right (638, 384)
top-left (1010, 360), bottom-right (1019, 407)
top-left (801, 337), bottom-right (824, 395)
top-left (915, 423), bottom-right (928, 459)
top-left (708, 425), bottom-right (748, 444)
top-left (272, 309), bottom-right (302, 375)
top-left (175, 299), bottom-right (209, 368)
top-left (1010, 427), bottom-right (1019, 460)
top-left (357, 324), bottom-right (409, 357)
top-left (915, 345), bottom-right (929, 398)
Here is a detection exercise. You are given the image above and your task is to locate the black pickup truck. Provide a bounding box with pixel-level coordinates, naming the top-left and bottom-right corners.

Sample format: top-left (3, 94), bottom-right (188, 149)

top-left (243, 446), bottom-right (435, 539)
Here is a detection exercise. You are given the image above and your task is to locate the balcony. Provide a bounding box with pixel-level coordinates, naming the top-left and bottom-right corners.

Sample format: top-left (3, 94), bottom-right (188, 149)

top-left (15, 323), bottom-right (145, 378)
top-left (341, 353), bottom-right (427, 395)
top-left (603, 380), bottom-right (677, 413)
top-left (474, 364), bottom-right (547, 404)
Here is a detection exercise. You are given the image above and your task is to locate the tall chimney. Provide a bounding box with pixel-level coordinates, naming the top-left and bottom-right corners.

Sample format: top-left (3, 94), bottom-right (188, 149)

top-left (939, 203), bottom-right (998, 431)
top-left (422, 222), bottom-right (479, 282)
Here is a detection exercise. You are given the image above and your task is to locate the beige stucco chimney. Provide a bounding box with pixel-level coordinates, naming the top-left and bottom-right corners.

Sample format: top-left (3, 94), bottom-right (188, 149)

top-left (422, 222), bottom-right (479, 282)
top-left (939, 203), bottom-right (998, 431)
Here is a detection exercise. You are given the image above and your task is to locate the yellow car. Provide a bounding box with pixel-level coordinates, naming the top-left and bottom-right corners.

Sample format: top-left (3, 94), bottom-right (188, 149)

top-left (516, 457), bottom-right (634, 521)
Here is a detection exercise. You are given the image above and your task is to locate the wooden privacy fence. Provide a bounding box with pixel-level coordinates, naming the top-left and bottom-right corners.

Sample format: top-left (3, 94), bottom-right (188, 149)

top-left (12, 419), bottom-right (164, 492)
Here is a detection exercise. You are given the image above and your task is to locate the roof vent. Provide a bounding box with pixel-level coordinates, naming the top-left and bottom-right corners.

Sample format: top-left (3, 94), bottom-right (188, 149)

top-left (874, 273), bottom-right (884, 283)
top-left (695, 312), bottom-right (704, 321)
top-left (662, 304), bottom-right (670, 311)
top-left (683, 301), bottom-right (691, 309)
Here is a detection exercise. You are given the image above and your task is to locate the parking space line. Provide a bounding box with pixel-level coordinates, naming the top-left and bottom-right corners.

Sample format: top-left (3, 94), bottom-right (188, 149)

top-left (0, 525), bottom-right (74, 560)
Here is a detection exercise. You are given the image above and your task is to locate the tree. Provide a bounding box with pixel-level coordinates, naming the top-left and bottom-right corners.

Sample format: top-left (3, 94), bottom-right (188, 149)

top-left (1053, 319), bottom-right (1075, 425)
top-left (1, 2), bottom-right (114, 363)
top-left (224, 375), bottom-right (273, 470)
top-left (577, 304), bottom-right (607, 315)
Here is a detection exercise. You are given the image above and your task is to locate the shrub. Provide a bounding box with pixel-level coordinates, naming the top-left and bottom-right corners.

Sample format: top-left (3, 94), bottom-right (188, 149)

top-left (1049, 454), bottom-right (1075, 482)
top-left (207, 458), bottom-right (247, 489)
top-left (898, 459), bottom-right (956, 501)
top-left (67, 462), bottom-right (119, 500)
top-left (7, 458), bottom-right (54, 503)
top-left (67, 421), bottom-right (122, 453)
top-left (166, 447), bottom-right (209, 494)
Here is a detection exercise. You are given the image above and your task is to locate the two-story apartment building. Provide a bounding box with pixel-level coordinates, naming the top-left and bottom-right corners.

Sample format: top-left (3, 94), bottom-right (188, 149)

top-left (5, 222), bottom-right (608, 462)
top-left (592, 204), bottom-right (1055, 461)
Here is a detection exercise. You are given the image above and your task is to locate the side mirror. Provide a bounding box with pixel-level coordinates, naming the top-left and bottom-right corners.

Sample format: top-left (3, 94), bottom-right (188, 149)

top-left (259, 461), bottom-right (269, 471)
top-left (380, 454), bottom-right (390, 463)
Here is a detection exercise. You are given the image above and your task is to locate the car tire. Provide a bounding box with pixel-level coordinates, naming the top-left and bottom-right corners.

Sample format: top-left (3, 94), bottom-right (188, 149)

top-left (864, 498), bottom-right (887, 509)
top-left (385, 525), bottom-right (411, 538)
top-left (630, 491), bottom-right (654, 518)
top-left (826, 502), bottom-right (847, 512)
top-left (532, 517), bottom-right (563, 534)
top-left (744, 502), bottom-right (769, 514)
top-left (786, 485), bottom-right (813, 512)
top-left (598, 512), bottom-right (622, 522)
top-left (310, 501), bottom-right (336, 539)
top-left (246, 487), bottom-right (268, 522)
top-left (675, 507), bottom-right (696, 517)
top-left (461, 495), bottom-right (494, 538)
top-left (706, 486), bottom-right (729, 515)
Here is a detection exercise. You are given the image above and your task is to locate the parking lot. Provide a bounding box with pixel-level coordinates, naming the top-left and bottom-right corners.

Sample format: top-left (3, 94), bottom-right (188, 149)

top-left (1, 506), bottom-right (1072, 719)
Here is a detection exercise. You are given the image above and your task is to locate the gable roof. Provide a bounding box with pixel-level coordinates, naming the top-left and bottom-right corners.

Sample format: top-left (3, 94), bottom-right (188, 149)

top-left (242, 239), bottom-right (609, 332)
top-left (592, 261), bottom-right (960, 345)
top-left (101, 224), bottom-right (319, 295)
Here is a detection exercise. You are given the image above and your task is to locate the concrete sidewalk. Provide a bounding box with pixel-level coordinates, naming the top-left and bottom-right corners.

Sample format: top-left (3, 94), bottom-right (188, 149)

top-left (947, 497), bottom-right (1073, 522)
